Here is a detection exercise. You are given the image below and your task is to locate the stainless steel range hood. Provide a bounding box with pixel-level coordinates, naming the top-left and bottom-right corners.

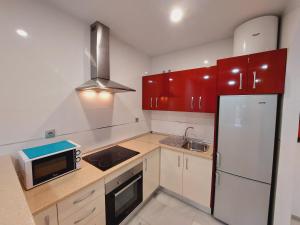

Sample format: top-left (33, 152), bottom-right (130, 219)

top-left (76, 21), bottom-right (136, 93)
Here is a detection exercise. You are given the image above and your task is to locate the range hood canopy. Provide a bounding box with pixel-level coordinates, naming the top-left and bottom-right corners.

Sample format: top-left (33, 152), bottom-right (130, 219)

top-left (76, 21), bottom-right (136, 93)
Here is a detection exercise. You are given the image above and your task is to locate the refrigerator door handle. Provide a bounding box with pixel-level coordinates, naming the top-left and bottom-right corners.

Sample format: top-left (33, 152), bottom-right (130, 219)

top-left (216, 172), bottom-right (221, 186)
top-left (217, 152), bottom-right (221, 168)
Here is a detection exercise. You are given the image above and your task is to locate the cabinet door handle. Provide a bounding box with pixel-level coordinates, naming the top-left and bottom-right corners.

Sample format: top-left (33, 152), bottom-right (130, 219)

top-left (199, 96), bottom-right (202, 110)
top-left (155, 97), bottom-right (158, 108)
top-left (73, 190), bottom-right (95, 205)
top-left (191, 97), bottom-right (194, 110)
top-left (150, 97), bottom-right (153, 108)
top-left (178, 155), bottom-right (181, 168)
top-left (145, 158), bottom-right (148, 172)
top-left (253, 71), bottom-right (257, 89)
top-left (239, 73), bottom-right (243, 90)
top-left (185, 158), bottom-right (188, 170)
top-left (44, 215), bottom-right (50, 225)
top-left (216, 172), bottom-right (221, 187)
top-left (74, 207), bottom-right (96, 224)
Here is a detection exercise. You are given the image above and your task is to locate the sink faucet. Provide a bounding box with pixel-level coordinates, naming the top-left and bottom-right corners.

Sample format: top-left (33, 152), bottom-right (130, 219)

top-left (184, 127), bottom-right (194, 141)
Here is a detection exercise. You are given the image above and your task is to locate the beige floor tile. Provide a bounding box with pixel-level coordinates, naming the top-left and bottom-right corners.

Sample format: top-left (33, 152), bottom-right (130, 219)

top-left (125, 191), bottom-right (222, 225)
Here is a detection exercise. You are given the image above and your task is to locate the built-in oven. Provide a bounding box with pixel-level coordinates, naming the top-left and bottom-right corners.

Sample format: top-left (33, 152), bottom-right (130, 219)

top-left (105, 163), bottom-right (143, 225)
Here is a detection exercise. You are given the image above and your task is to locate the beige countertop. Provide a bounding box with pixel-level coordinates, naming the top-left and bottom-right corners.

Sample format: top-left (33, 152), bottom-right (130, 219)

top-left (23, 132), bottom-right (213, 215)
top-left (0, 155), bottom-right (35, 225)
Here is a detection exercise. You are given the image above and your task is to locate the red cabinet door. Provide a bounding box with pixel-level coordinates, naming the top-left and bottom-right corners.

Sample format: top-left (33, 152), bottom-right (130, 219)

top-left (167, 70), bottom-right (193, 112)
top-left (247, 49), bottom-right (287, 94)
top-left (155, 74), bottom-right (169, 111)
top-left (192, 66), bottom-right (217, 113)
top-left (142, 75), bottom-right (162, 110)
top-left (142, 74), bottom-right (168, 110)
top-left (142, 76), bottom-right (152, 110)
top-left (217, 55), bottom-right (249, 95)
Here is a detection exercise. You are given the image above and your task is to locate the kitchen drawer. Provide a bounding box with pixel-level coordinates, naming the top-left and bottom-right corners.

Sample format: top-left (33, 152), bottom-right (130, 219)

top-left (60, 195), bottom-right (105, 225)
top-left (81, 213), bottom-right (106, 225)
top-left (34, 205), bottom-right (58, 225)
top-left (57, 179), bottom-right (104, 221)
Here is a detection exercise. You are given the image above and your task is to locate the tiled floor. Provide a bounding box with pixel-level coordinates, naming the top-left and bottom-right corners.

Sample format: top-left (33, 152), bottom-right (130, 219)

top-left (126, 191), bottom-right (224, 225)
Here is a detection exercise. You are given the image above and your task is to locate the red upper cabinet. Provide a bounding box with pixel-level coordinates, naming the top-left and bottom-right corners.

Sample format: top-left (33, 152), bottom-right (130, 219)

top-left (247, 49), bottom-right (287, 94)
top-left (217, 55), bottom-right (249, 95)
top-left (190, 67), bottom-right (217, 113)
top-left (217, 49), bottom-right (287, 95)
top-left (167, 70), bottom-right (191, 112)
top-left (142, 67), bottom-right (218, 113)
top-left (142, 74), bottom-right (165, 110)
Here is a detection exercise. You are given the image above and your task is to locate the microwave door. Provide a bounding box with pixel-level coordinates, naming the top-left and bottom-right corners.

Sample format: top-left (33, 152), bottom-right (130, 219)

top-left (32, 150), bottom-right (75, 186)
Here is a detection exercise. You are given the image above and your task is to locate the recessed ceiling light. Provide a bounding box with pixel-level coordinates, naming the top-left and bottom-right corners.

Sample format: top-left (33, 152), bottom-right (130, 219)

top-left (170, 8), bottom-right (183, 23)
top-left (203, 60), bottom-right (209, 65)
top-left (16, 29), bottom-right (28, 38)
top-left (203, 75), bottom-right (210, 80)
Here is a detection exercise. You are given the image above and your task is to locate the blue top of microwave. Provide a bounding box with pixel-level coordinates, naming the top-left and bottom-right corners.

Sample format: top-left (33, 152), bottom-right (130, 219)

top-left (22, 140), bottom-right (77, 159)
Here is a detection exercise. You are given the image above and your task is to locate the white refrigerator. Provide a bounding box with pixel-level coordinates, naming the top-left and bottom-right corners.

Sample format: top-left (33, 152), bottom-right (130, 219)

top-left (214, 95), bottom-right (278, 225)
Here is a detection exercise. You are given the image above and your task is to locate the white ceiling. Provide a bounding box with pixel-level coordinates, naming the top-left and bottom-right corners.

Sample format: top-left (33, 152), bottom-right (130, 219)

top-left (43, 0), bottom-right (289, 56)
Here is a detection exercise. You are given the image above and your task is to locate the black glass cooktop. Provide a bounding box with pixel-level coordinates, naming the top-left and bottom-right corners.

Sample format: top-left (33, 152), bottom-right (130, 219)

top-left (83, 146), bottom-right (140, 171)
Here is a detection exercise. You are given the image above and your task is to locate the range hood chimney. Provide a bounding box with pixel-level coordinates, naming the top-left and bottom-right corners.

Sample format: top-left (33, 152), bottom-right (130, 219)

top-left (76, 21), bottom-right (136, 93)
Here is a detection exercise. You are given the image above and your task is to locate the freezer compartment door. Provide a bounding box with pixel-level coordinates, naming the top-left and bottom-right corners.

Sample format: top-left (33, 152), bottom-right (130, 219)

top-left (214, 171), bottom-right (271, 225)
top-left (217, 95), bottom-right (277, 183)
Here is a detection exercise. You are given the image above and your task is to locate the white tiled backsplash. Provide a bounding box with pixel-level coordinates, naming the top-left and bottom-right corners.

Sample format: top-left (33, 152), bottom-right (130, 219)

top-left (150, 111), bottom-right (215, 143)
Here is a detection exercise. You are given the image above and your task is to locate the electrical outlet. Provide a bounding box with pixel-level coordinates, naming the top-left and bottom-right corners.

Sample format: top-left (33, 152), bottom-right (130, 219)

top-left (45, 129), bottom-right (56, 138)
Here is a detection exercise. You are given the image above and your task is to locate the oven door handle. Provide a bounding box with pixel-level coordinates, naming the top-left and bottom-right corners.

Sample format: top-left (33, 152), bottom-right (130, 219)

top-left (114, 175), bottom-right (142, 197)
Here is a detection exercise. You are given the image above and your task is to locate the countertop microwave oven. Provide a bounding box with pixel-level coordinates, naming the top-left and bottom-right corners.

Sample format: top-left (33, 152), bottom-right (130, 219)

top-left (18, 140), bottom-right (81, 190)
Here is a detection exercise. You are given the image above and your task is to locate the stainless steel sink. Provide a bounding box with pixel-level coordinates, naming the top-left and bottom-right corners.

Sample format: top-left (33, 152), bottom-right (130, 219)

top-left (159, 136), bottom-right (209, 153)
top-left (181, 140), bottom-right (209, 152)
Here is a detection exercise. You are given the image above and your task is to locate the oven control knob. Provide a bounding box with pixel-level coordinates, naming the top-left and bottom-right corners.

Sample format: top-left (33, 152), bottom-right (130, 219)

top-left (76, 157), bottom-right (81, 162)
top-left (76, 150), bottom-right (81, 156)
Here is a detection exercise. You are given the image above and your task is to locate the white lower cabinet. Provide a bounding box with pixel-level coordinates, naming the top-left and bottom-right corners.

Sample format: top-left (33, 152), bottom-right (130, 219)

top-left (57, 179), bottom-right (104, 221)
top-left (160, 148), bottom-right (212, 208)
top-left (160, 148), bottom-right (183, 195)
top-left (34, 179), bottom-right (105, 225)
top-left (34, 205), bottom-right (58, 225)
top-left (143, 149), bottom-right (160, 200)
top-left (59, 195), bottom-right (105, 225)
top-left (182, 154), bottom-right (212, 208)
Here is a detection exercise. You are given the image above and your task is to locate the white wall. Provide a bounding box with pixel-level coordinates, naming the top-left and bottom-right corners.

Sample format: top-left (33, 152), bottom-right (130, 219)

top-left (274, 7), bottom-right (300, 223)
top-left (149, 38), bottom-right (233, 142)
top-left (151, 38), bottom-right (233, 74)
top-left (0, 0), bottom-right (151, 157)
top-left (151, 111), bottom-right (215, 143)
